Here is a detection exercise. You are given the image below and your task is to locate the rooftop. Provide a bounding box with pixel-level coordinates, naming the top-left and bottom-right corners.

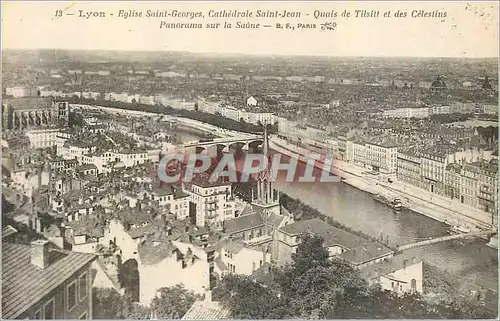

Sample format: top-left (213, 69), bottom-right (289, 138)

top-left (338, 242), bottom-right (394, 265)
top-left (360, 254), bottom-right (422, 280)
top-left (2, 242), bottom-right (96, 319)
top-left (181, 300), bottom-right (231, 320)
top-left (1, 225), bottom-right (18, 239)
top-left (3, 97), bottom-right (54, 110)
top-left (279, 218), bottom-right (368, 249)
top-left (224, 212), bottom-right (264, 234)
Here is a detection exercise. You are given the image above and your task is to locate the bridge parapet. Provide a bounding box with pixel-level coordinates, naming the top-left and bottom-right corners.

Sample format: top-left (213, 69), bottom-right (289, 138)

top-left (397, 230), bottom-right (496, 252)
top-left (183, 136), bottom-right (263, 148)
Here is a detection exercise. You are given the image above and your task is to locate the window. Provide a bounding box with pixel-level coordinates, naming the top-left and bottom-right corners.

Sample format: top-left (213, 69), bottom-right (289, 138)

top-left (44, 299), bottom-right (55, 319)
top-left (79, 273), bottom-right (88, 301)
top-left (67, 281), bottom-right (77, 311)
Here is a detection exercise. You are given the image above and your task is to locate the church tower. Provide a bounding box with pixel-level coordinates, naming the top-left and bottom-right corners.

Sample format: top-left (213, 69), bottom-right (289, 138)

top-left (251, 125), bottom-right (281, 217)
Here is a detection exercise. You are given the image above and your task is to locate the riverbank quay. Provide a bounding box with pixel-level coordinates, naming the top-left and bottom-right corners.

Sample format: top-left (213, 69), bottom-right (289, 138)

top-left (270, 136), bottom-right (497, 234)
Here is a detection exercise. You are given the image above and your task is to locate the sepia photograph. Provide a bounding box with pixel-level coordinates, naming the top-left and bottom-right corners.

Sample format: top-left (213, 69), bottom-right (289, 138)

top-left (1, 1), bottom-right (498, 319)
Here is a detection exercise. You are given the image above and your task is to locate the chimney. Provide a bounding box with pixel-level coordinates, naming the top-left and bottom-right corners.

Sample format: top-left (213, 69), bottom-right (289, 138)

top-left (403, 259), bottom-right (408, 269)
top-left (31, 239), bottom-right (51, 269)
top-left (205, 289), bottom-right (212, 302)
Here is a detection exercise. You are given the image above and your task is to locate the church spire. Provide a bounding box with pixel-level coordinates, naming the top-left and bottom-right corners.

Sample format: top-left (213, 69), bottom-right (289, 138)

top-left (263, 124), bottom-right (269, 159)
top-left (255, 124), bottom-right (274, 204)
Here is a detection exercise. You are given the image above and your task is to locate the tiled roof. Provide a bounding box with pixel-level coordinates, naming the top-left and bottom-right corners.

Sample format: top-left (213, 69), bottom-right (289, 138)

top-left (338, 242), bottom-right (394, 265)
top-left (215, 256), bottom-right (227, 271)
top-left (224, 213), bottom-right (264, 234)
top-left (2, 225), bottom-right (18, 239)
top-left (267, 212), bottom-right (286, 227)
top-left (360, 254), bottom-right (422, 280)
top-left (216, 238), bottom-right (246, 254)
top-left (66, 218), bottom-right (104, 238)
top-left (238, 203), bottom-right (255, 217)
top-left (181, 300), bottom-right (230, 320)
top-left (3, 97), bottom-right (54, 110)
top-left (137, 240), bottom-right (178, 266)
top-left (152, 186), bottom-right (174, 197)
top-left (2, 242), bottom-right (96, 319)
top-left (279, 218), bottom-right (366, 249)
top-left (127, 219), bottom-right (165, 239)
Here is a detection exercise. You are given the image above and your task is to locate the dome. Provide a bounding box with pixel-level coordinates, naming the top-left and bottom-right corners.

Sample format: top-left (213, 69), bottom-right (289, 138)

top-left (431, 76), bottom-right (447, 89)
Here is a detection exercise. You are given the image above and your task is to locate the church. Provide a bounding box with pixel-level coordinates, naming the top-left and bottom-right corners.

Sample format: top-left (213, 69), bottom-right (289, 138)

top-left (222, 125), bottom-right (294, 260)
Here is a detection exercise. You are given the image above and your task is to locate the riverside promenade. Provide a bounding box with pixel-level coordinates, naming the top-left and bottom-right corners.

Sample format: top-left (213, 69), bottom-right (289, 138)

top-left (271, 137), bottom-right (496, 233)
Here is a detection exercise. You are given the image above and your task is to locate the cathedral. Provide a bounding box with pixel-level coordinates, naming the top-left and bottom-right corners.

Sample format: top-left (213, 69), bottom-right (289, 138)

top-left (2, 97), bottom-right (69, 131)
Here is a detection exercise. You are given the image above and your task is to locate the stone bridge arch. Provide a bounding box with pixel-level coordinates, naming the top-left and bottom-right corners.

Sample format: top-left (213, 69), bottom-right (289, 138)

top-left (248, 139), bottom-right (264, 152)
top-left (228, 141), bottom-right (248, 153)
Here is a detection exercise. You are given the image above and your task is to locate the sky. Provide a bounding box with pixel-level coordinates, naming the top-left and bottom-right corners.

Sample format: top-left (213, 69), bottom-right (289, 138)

top-left (2, 1), bottom-right (499, 58)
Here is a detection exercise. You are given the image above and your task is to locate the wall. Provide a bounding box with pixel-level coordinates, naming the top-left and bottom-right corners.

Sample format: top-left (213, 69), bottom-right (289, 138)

top-left (103, 220), bottom-right (140, 262)
top-left (378, 261), bottom-right (423, 294)
top-left (220, 247), bottom-right (270, 275)
top-left (138, 255), bottom-right (209, 306)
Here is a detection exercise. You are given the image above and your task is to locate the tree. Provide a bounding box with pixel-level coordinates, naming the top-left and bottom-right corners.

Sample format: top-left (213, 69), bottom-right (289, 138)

top-left (92, 288), bottom-right (125, 319)
top-left (123, 293), bottom-right (151, 319)
top-left (291, 234), bottom-right (331, 275)
top-left (213, 274), bottom-right (286, 319)
top-left (150, 285), bottom-right (201, 319)
top-left (92, 288), bottom-right (151, 319)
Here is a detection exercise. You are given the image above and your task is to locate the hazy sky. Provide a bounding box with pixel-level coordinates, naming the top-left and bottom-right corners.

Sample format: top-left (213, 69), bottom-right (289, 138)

top-left (2, 1), bottom-right (498, 58)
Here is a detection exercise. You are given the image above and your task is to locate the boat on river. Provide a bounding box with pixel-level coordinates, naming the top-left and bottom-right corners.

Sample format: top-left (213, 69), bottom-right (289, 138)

top-left (373, 194), bottom-right (403, 211)
top-left (449, 225), bottom-right (471, 235)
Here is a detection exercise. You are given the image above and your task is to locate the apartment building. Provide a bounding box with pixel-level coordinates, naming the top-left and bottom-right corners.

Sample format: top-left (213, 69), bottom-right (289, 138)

top-left (397, 149), bottom-right (422, 188)
top-left (148, 186), bottom-right (190, 220)
top-left (420, 153), bottom-right (447, 194)
top-left (383, 107), bottom-right (429, 119)
top-left (460, 160), bottom-right (498, 214)
top-left (184, 180), bottom-right (236, 228)
top-left (365, 141), bottom-right (398, 174)
top-left (26, 128), bottom-right (62, 149)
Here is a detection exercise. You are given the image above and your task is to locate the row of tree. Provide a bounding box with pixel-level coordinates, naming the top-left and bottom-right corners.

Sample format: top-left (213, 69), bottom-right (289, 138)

top-left (63, 97), bottom-right (278, 134)
top-left (213, 234), bottom-right (495, 319)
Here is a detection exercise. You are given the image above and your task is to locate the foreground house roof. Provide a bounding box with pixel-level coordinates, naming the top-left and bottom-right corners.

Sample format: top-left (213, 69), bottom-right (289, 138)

top-left (2, 242), bottom-right (97, 319)
top-left (181, 300), bottom-right (231, 320)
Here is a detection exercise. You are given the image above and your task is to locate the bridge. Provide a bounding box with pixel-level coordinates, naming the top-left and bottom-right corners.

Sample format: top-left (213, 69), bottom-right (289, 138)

top-left (397, 230), bottom-right (497, 252)
top-left (183, 135), bottom-right (263, 153)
